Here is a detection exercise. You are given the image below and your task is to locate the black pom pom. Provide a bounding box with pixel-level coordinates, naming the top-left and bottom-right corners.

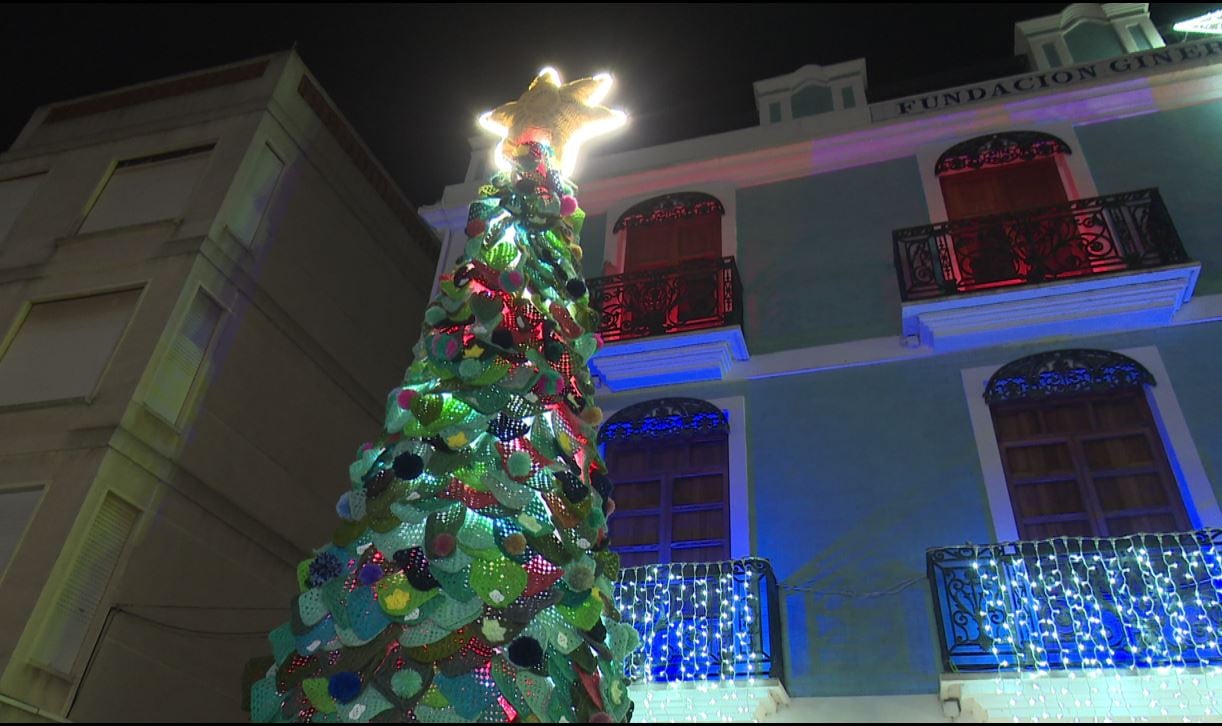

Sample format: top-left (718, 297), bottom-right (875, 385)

top-left (394, 547), bottom-right (440, 591)
top-left (515, 178), bottom-right (537, 195)
top-left (393, 453), bottom-right (425, 481)
top-left (364, 468), bottom-right (394, 498)
top-left (491, 328), bottom-right (515, 349)
top-left (544, 340), bottom-right (566, 362)
top-left (557, 470), bottom-right (589, 503)
top-left (592, 472), bottom-right (614, 499)
top-left (565, 278), bottom-right (587, 299)
top-left (507, 636), bottom-right (545, 670)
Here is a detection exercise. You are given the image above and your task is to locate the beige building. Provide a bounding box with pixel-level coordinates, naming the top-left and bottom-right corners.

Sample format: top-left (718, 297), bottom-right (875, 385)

top-left (0, 51), bottom-right (437, 721)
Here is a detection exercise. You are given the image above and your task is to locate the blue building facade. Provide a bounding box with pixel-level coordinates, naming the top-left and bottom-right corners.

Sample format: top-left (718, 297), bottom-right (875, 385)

top-left (425, 4), bottom-right (1222, 721)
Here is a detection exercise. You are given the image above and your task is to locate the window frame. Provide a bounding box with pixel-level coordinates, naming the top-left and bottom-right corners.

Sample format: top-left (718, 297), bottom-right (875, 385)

top-left (0, 285), bottom-right (146, 410)
top-left (140, 283), bottom-right (227, 429)
top-left (962, 346), bottom-right (1222, 541)
top-left (599, 395), bottom-right (751, 560)
top-left (0, 170), bottom-right (49, 247)
top-left (602, 185), bottom-right (738, 277)
top-left (76, 143), bottom-right (216, 236)
top-left (915, 124), bottom-right (1097, 228)
top-left (0, 481), bottom-right (49, 585)
top-left (990, 388), bottom-right (1191, 539)
top-left (224, 140), bottom-right (286, 248)
top-left (604, 429), bottom-right (732, 566)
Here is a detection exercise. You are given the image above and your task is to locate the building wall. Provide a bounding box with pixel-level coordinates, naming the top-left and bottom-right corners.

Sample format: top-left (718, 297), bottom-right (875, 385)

top-left (736, 157), bottom-right (928, 354)
top-left (596, 317), bottom-right (1222, 698)
top-left (0, 52), bottom-right (436, 721)
top-left (1075, 99), bottom-right (1222, 294)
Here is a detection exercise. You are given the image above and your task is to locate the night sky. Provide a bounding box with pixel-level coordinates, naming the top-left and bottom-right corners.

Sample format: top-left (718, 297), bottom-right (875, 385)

top-left (3, 3), bottom-right (1214, 206)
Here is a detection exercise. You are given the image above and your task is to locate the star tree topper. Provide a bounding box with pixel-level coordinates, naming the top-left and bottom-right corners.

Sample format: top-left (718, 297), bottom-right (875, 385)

top-left (479, 67), bottom-right (627, 178)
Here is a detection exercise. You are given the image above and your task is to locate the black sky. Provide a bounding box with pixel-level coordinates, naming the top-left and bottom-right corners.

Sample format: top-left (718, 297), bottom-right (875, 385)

top-left (3, 3), bottom-right (1214, 206)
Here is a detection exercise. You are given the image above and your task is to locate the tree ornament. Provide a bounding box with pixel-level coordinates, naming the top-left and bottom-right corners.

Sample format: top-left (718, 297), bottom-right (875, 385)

top-left (507, 636), bottom-right (545, 670)
top-left (565, 278), bottom-right (587, 299)
top-left (358, 563), bottom-right (384, 586)
top-left (393, 452), bottom-right (425, 481)
top-left (328, 672), bottom-right (362, 704)
top-left (560, 195), bottom-right (579, 216)
top-left (479, 67), bottom-right (627, 179)
top-left (464, 219), bottom-right (486, 238)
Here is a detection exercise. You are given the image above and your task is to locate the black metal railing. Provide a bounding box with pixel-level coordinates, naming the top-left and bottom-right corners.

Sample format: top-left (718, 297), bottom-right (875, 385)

top-left (894, 188), bottom-right (1190, 301)
top-left (588, 256), bottom-right (743, 343)
top-left (612, 558), bottom-right (783, 685)
top-left (928, 530), bottom-right (1222, 673)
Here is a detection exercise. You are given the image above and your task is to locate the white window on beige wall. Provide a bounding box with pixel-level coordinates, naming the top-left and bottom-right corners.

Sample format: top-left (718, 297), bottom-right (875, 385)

top-left (230, 143), bottom-right (284, 245)
top-left (0, 288), bottom-right (141, 407)
top-left (0, 485), bottom-right (44, 576)
top-left (145, 289), bottom-right (223, 424)
top-left (32, 493), bottom-right (139, 677)
top-left (78, 145), bottom-right (213, 235)
top-left (0, 172), bottom-right (45, 244)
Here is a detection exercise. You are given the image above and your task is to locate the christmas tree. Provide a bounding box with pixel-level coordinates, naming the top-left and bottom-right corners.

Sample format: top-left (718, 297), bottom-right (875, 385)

top-left (246, 68), bottom-right (638, 723)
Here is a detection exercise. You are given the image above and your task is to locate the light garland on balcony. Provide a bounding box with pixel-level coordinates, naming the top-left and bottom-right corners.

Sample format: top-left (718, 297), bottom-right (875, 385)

top-left (959, 531), bottom-right (1222, 721)
top-left (611, 559), bottom-right (776, 722)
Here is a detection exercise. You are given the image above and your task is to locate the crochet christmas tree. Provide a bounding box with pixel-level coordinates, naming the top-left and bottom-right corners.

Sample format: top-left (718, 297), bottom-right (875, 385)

top-left (246, 69), bottom-right (637, 723)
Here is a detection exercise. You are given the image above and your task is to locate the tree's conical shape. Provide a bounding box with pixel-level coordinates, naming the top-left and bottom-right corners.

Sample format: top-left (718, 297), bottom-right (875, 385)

top-left (247, 140), bottom-right (637, 724)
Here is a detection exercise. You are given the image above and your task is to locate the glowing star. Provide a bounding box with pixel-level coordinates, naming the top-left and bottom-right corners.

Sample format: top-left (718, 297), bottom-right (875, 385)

top-left (478, 66), bottom-right (627, 178)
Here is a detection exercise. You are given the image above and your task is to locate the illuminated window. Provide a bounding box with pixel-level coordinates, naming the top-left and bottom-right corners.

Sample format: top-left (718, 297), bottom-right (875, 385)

top-left (986, 349), bottom-right (1190, 539)
top-left (600, 398), bottom-right (731, 567)
top-left (614, 192), bottom-right (724, 273)
top-left (936, 131), bottom-right (1073, 221)
top-left (935, 132), bottom-right (1084, 286)
top-left (609, 193), bottom-right (726, 330)
top-left (80, 145), bottom-right (213, 234)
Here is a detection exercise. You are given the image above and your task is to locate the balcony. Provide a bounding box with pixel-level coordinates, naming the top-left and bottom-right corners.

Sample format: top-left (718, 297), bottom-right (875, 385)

top-left (928, 530), bottom-right (1222, 721)
top-left (612, 558), bottom-right (788, 722)
top-left (587, 257), bottom-right (749, 392)
top-left (893, 189), bottom-right (1200, 351)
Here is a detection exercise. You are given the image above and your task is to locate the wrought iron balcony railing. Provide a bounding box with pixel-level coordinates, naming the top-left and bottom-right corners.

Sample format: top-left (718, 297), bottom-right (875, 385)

top-left (613, 558), bottom-right (783, 685)
top-left (588, 256), bottom-right (743, 344)
top-left (893, 188), bottom-right (1191, 302)
top-left (928, 530), bottom-right (1222, 673)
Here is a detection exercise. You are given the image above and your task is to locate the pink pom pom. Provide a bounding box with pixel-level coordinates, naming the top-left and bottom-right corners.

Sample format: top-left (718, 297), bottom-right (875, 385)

top-left (396, 389), bottom-right (416, 409)
top-left (560, 195), bottom-right (578, 216)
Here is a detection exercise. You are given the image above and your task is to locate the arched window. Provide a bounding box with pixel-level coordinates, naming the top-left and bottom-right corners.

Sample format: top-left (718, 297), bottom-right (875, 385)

top-left (936, 131), bottom-right (1074, 221)
top-left (613, 192), bottom-right (724, 273)
top-left (985, 349), bottom-right (1190, 540)
top-left (936, 132), bottom-right (1088, 287)
top-left (608, 193), bottom-right (727, 332)
top-left (599, 398), bottom-right (731, 567)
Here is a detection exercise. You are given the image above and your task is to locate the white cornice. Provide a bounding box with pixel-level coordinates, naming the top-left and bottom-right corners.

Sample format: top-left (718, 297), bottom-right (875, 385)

top-left (424, 41), bottom-right (1222, 228)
